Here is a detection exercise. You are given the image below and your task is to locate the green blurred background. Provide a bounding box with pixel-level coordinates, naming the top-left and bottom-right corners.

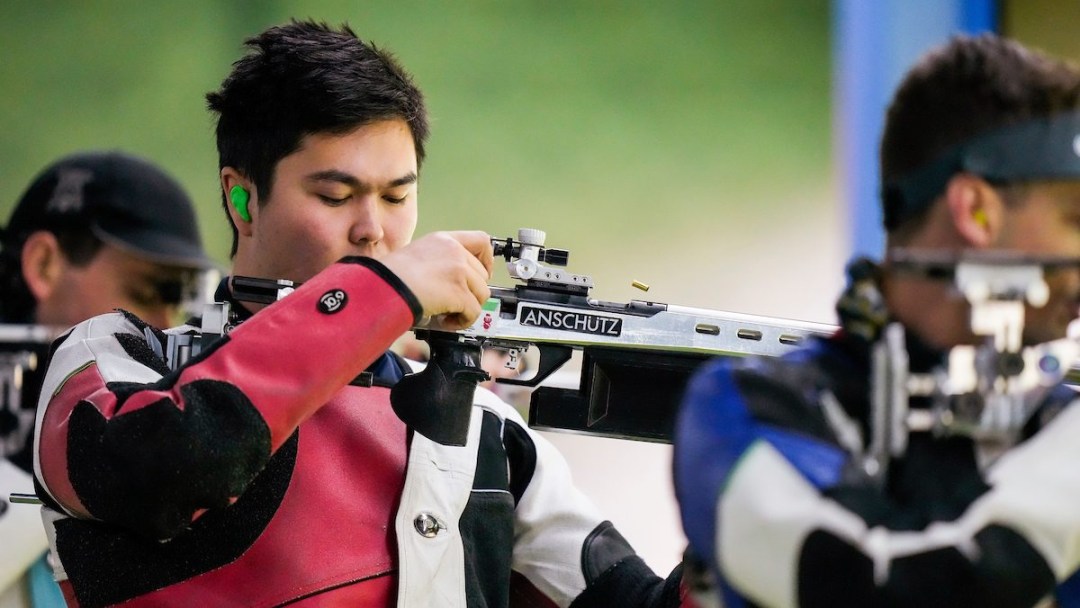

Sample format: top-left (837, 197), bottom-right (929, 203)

top-left (0, 0), bottom-right (837, 321)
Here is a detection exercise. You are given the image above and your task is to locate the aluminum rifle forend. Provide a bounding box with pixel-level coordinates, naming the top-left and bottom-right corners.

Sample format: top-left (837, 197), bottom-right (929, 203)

top-left (403, 229), bottom-right (837, 443)
top-left (430, 285), bottom-right (834, 379)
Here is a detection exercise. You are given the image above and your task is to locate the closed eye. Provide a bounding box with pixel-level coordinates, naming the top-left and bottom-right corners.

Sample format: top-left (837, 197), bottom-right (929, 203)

top-left (318, 194), bottom-right (350, 206)
top-left (384, 194), bottom-right (407, 204)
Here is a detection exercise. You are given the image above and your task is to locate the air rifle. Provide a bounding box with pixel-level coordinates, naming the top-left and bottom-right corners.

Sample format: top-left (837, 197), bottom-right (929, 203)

top-left (393, 229), bottom-right (836, 444)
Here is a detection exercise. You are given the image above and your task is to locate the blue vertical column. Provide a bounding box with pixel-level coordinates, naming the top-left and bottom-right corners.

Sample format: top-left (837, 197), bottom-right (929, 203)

top-left (834, 0), bottom-right (997, 261)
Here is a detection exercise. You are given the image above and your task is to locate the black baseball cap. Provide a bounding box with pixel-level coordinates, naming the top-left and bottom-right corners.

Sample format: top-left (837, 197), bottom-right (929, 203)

top-left (2, 151), bottom-right (213, 268)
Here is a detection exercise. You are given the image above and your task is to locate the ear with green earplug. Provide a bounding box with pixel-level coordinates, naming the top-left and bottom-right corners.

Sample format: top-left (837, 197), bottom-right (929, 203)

top-left (230, 185), bottom-right (251, 222)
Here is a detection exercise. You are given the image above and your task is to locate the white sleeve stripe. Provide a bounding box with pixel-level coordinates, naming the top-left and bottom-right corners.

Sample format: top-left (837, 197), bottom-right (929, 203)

top-left (718, 440), bottom-right (865, 608)
top-left (982, 399), bottom-right (1080, 579)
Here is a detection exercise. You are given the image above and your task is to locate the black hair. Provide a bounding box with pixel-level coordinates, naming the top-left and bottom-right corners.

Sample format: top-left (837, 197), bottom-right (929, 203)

top-left (206, 20), bottom-right (429, 256)
top-left (881, 34), bottom-right (1080, 237)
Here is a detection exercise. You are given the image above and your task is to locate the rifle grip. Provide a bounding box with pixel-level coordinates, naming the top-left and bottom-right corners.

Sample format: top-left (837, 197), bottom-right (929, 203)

top-left (390, 333), bottom-right (489, 446)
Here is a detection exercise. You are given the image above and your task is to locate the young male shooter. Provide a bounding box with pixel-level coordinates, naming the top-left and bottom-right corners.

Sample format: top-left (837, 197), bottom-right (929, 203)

top-left (33, 21), bottom-right (685, 607)
top-left (676, 35), bottom-right (1080, 607)
top-left (0, 150), bottom-right (210, 606)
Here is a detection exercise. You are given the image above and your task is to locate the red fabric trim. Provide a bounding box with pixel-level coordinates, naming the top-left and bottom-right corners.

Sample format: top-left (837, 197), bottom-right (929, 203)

top-left (285, 573), bottom-right (396, 607)
top-left (38, 364), bottom-right (114, 517)
top-left (509, 570), bottom-right (559, 608)
top-left (59, 580), bottom-right (79, 607)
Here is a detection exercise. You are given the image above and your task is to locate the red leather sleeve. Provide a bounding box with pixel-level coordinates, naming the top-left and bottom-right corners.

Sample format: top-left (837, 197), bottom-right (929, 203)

top-left (175, 259), bottom-right (417, 450)
top-left (36, 258), bottom-right (417, 537)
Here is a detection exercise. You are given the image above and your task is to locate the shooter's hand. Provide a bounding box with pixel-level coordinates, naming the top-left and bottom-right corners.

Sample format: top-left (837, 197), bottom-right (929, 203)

top-left (381, 231), bottom-right (493, 330)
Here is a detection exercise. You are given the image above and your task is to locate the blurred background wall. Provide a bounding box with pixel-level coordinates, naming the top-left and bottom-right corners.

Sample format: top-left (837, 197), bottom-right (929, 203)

top-left (1, 0), bottom-right (1074, 575)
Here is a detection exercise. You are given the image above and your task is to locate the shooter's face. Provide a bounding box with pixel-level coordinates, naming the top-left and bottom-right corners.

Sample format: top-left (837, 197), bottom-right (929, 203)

top-left (241, 119), bottom-right (419, 284)
top-left (35, 242), bottom-right (195, 329)
top-left (996, 181), bottom-right (1080, 344)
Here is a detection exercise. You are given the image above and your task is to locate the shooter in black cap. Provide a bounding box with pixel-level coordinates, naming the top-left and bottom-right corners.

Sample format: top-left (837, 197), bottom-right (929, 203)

top-left (0, 150), bottom-right (213, 329)
top-left (0, 150), bottom-right (211, 608)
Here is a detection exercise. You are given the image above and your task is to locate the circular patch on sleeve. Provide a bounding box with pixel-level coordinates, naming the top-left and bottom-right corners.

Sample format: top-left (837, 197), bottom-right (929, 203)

top-left (317, 289), bottom-right (348, 314)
